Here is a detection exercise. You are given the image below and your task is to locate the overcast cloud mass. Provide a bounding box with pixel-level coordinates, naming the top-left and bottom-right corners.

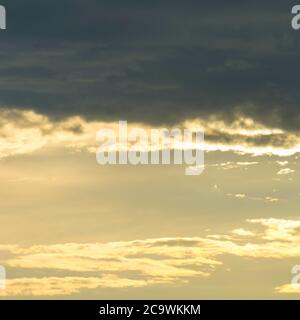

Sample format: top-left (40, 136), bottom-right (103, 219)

top-left (0, 0), bottom-right (299, 130)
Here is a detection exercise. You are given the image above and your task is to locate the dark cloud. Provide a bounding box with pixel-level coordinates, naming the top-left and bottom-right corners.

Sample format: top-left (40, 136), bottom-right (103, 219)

top-left (0, 0), bottom-right (299, 130)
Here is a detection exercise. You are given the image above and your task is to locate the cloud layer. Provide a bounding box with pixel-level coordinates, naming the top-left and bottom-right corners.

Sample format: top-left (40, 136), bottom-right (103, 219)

top-left (1, 217), bottom-right (300, 296)
top-left (1, 108), bottom-right (300, 159)
top-left (0, 0), bottom-right (299, 131)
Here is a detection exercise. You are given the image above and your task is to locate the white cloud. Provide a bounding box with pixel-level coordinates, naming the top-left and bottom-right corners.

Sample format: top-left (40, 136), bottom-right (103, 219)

top-left (276, 161), bottom-right (288, 166)
top-left (277, 168), bottom-right (295, 175)
top-left (275, 284), bottom-right (300, 294)
top-left (231, 228), bottom-right (255, 237)
top-left (1, 218), bottom-right (300, 296)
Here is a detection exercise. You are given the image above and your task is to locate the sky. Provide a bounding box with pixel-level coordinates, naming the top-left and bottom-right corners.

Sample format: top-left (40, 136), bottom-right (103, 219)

top-left (0, 0), bottom-right (300, 299)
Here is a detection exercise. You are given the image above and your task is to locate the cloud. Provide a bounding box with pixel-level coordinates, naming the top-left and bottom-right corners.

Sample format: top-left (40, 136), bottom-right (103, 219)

top-left (209, 161), bottom-right (259, 170)
top-left (0, 0), bottom-right (299, 132)
top-left (231, 229), bottom-right (255, 237)
top-left (277, 168), bottom-right (295, 175)
top-left (276, 161), bottom-right (288, 166)
top-left (1, 217), bottom-right (300, 296)
top-left (265, 196), bottom-right (279, 203)
top-left (247, 218), bottom-right (300, 242)
top-left (233, 194), bottom-right (246, 199)
top-left (1, 108), bottom-right (300, 159)
top-left (275, 284), bottom-right (300, 294)
top-left (0, 275), bottom-right (151, 297)
top-left (226, 193), bottom-right (280, 203)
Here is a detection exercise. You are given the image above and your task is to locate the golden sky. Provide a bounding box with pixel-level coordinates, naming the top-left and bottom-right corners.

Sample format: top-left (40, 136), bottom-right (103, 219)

top-left (0, 109), bottom-right (300, 299)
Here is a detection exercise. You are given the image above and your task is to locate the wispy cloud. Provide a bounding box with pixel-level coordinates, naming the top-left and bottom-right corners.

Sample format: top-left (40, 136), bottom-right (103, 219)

top-left (0, 276), bottom-right (151, 297)
top-left (275, 284), bottom-right (300, 294)
top-left (1, 218), bottom-right (300, 296)
top-left (277, 168), bottom-right (295, 175)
